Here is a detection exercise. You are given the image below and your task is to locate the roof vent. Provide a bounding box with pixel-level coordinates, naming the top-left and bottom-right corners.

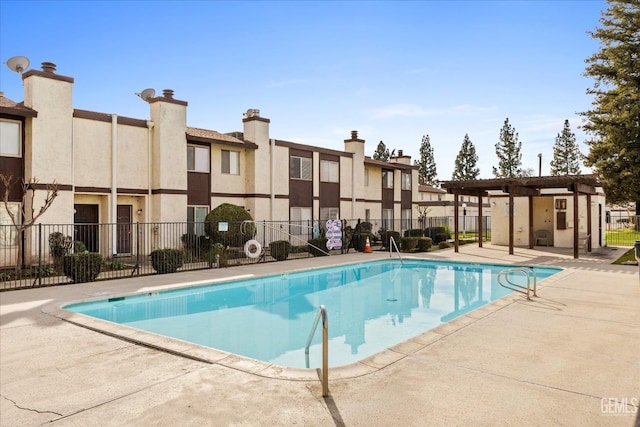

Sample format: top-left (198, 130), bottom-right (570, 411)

top-left (41, 62), bottom-right (56, 73)
top-left (245, 109), bottom-right (260, 118)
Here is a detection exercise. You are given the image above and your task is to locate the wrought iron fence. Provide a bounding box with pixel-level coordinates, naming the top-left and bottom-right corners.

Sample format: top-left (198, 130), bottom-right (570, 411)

top-left (0, 216), bottom-right (491, 291)
top-left (605, 214), bottom-right (639, 247)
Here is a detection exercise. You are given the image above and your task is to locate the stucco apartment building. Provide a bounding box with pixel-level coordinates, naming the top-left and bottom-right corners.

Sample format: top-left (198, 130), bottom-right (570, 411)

top-left (1, 61), bottom-right (420, 258)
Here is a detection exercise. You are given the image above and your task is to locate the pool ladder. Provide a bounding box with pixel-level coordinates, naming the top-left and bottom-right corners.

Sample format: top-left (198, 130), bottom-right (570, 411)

top-left (389, 236), bottom-right (404, 265)
top-left (304, 305), bottom-right (329, 397)
top-left (497, 267), bottom-right (538, 300)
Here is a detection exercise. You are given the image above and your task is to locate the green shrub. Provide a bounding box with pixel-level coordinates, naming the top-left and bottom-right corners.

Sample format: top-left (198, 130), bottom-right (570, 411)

top-left (434, 232), bottom-right (450, 244)
top-left (269, 240), bottom-right (291, 261)
top-left (150, 249), bottom-right (184, 274)
top-left (403, 229), bottom-right (424, 238)
top-left (63, 253), bottom-right (103, 283)
top-left (204, 203), bottom-right (255, 247)
top-left (399, 237), bottom-right (418, 252)
top-left (26, 265), bottom-right (56, 277)
top-left (74, 241), bottom-right (87, 253)
top-left (381, 230), bottom-right (401, 249)
top-left (182, 234), bottom-right (212, 257)
top-left (438, 241), bottom-right (451, 249)
top-left (416, 237), bottom-right (432, 252)
top-left (49, 232), bottom-right (72, 268)
top-left (290, 245), bottom-right (308, 254)
top-left (106, 259), bottom-right (129, 271)
top-left (308, 237), bottom-right (329, 256)
top-left (425, 227), bottom-right (450, 243)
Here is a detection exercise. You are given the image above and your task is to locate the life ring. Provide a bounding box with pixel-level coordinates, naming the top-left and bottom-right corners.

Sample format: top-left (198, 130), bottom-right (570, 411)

top-left (244, 239), bottom-right (262, 258)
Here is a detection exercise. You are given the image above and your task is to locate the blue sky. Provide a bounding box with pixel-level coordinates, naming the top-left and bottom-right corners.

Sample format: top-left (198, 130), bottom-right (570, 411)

top-left (1, 1), bottom-right (605, 179)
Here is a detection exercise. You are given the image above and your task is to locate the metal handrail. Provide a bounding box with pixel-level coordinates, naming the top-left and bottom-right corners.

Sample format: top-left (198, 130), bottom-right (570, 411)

top-left (497, 267), bottom-right (538, 300)
top-left (304, 305), bottom-right (329, 397)
top-left (389, 235), bottom-right (403, 265)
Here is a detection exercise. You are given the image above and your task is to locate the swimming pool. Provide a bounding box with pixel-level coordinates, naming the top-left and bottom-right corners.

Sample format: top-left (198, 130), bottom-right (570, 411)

top-left (65, 259), bottom-right (561, 368)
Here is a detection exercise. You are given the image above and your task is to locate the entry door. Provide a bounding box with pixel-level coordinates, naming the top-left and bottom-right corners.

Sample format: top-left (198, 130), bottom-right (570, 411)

top-left (117, 205), bottom-right (132, 254)
top-left (74, 204), bottom-right (99, 252)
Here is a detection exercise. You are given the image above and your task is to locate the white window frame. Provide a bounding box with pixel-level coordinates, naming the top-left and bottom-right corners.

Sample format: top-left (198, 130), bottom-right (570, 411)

top-left (382, 170), bottom-right (394, 189)
top-left (290, 207), bottom-right (312, 235)
top-left (290, 156), bottom-right (312, 181)
top-left (187, 144), bottom-right (210, 173)
top-left (401, 172), bottom-right (411, 190)
top-left (0, 119), bottom-right (21, 157)
top-left (401, 208), bottom-right (412, 230)
top-left (320, 207), bottom-right (339, 221)
top-left (383, 208), bottom-right (394, 231)
top-left (187, 206), bottom-right (208, 236)
top-left (320, 160), bottom-right (339, 183)
top-left (221, 149), bottom-right (240, 175)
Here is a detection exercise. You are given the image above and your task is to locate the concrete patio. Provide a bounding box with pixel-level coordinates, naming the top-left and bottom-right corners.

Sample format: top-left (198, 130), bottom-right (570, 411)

top-left (1, 244), bottom-right (638, 426)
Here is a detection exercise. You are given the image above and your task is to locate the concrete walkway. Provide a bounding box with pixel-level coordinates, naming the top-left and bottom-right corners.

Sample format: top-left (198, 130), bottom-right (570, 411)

top-left (1, 244), bottom-right (638, 426)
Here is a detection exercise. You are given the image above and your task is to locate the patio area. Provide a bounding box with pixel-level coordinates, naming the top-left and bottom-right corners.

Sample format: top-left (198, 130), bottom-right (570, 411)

top-left (1, 244), bottom-right (638, 426)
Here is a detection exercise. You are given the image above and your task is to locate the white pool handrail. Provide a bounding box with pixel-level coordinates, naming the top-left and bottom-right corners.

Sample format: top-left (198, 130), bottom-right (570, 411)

top-left (497, 267), bottom-right (538, 300)
top-left (304, 305), bottom-right (329, 397)
top-left (389, 235), bottom-right (403, 265)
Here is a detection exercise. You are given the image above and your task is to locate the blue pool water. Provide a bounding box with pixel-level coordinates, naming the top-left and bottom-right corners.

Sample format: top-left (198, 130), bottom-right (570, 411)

top-left (65, 260), bottom-right (560, 368)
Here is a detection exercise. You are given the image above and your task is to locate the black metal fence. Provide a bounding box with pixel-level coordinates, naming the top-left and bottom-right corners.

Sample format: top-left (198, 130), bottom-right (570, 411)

top-left (605, 213), bottom-right (640, 247)
top-left (0, 216), bottom-right (491, 291)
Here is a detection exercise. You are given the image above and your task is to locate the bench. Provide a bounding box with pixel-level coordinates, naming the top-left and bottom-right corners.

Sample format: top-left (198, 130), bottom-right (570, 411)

top-left (578, 234), bottom-right (591, 254)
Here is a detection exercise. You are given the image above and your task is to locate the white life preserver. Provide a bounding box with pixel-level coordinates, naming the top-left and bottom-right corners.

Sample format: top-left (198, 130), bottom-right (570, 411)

top-left (244, 239), bottom-right (262, 258)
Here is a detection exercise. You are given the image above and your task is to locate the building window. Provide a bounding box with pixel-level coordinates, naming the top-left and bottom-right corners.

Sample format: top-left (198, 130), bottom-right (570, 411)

top-left (187, 145), bottom-right (209, 172)
top-left (221, 150), bottom-right (240, 175)
top-left (401, 172), bottom-right (411, 190)
top-left (382, 170), bottom-right (393, 189)
top-left (290, 156), bottom-right (312, 180)
top-left (364, 168), bottom-right (369, 187)
top-left (365, 209), bottom-right (370, 222)
top-left (187, 206), bottom-right (208, 236)
top-left (290, 207), bottom-right (312, 235)
top-left (320, 160), bottom-right (339, 183)
top-left (0, 202), bottom-right (20, 247)
top-left (401, 209), bottom-right (412, 230)
top-left (383, 208), bottom-right (394, 231)
top-left (320, 207), bottom-right (339, 221)
top-left (437, 194), bottom-right (442, 201)
top-left (0, 120), bottom-right (20, 156)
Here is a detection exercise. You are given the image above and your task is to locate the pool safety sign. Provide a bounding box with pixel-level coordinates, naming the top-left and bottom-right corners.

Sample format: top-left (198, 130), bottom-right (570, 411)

top-left (325, 220), bottom-right (342, 250)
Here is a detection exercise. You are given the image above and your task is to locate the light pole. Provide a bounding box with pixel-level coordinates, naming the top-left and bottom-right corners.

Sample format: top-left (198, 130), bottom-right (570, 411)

top-left (462, 203), bottom-right (467, 239)
top-left (537, 153), bottom-right (542, 177)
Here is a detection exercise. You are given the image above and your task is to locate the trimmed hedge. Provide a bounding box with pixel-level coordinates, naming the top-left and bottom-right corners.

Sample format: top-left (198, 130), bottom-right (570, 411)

top-left (269, 240), bottom-right (291, 261)
top-left (308, 237), bottom-right (329, 257)
top-left (416, 237), bottom-right (432, 251)
top-left (425, 226), bottom-right (450, 244)
top-left (151, 249), bottom-right (184, 274)
top-left (403, 229), bottom-right (424, 238)
top-left (63, 253), bottom-right (103, 283)
top-left (399, 237), bottom-right (432, 252)
top-left (204, 203), bottom-right (256, 247)
top-left (381, 230), bottom-right (400, 249)
top-left (438, 241), bottom-right (451, 249)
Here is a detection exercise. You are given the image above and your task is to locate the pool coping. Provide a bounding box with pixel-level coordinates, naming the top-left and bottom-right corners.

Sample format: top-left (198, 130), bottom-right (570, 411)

top-left (44, 258), bottom-right (571, 382)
